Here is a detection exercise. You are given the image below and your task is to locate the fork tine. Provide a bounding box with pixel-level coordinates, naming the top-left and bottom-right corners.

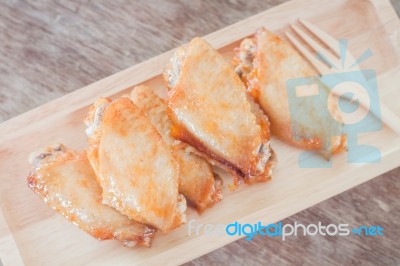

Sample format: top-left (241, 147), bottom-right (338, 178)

top-left (285, 32), bottom-right (330, 75)
top-left (291, 24), bottom-right (339, 69)
top-left (288, 20), bottom-right (400, 135)
top-left (299, 18), bottom-right (340, 57)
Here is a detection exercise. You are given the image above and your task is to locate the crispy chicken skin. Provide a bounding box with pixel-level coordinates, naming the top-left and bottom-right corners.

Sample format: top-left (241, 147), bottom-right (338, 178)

top-left (130, 85), bottom-right (223, 212)
top-left (233, 28), bottom-right (346, 158)
top-left (27, 144), bottom-right (155, 247)
top-left (85, 98), bottom-right (186, 233)
top-left (163, 37), bottom-right (276, 185)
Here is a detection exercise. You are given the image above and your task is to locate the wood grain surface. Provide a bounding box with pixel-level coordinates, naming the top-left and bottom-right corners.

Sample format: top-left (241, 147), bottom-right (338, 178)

top-left (0, 1), bottom-right (399, 265)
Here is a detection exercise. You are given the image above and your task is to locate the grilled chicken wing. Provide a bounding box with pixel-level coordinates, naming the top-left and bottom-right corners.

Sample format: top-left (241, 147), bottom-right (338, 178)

top-left (233, 28), bottom-right (346, 158)
top-left (130, 85), bottom-right (223, 212)
top-left (27, 144), bottom-right (155, 247)
top-left (164, 37), bottom-right (276, 185)
top-left (85, 98), bottom-right (186, 233)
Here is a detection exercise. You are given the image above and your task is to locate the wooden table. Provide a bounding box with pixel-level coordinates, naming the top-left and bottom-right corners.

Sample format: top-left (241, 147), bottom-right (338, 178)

top-left (0, 1), bottom-right (399, 265)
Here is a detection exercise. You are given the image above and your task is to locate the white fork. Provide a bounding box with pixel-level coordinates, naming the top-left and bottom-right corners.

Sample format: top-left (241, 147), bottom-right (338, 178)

top-left (285, 18), bottom-right (400, 135)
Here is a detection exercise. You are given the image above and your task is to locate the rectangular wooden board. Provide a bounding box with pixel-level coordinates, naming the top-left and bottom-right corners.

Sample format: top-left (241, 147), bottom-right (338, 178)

top-left (0, 0), bottom-right (399, 265)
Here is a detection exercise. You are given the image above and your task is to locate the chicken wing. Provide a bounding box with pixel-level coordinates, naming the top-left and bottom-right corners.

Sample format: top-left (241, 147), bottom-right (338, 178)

top-left (130, 85), bottom-right (223, 212)
top-left (85, 97), bottom-right (186, 233)
top-left (233, 28), bottom-right (346, 158)
top-left (27, 144), bottom-right (155, 247)
top-left (163, 37), bottom-right (276, 185)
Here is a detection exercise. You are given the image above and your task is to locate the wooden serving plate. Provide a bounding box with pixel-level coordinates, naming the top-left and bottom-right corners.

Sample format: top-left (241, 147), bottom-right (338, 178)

top-left (0, 0), bottom-right (399, 265)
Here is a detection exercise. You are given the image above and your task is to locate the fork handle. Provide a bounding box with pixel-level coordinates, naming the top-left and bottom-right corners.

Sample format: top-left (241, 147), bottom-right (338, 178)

top-left (341, 92), bottom-right (400, 136)
top-left (379, 103), bottom-right (400, 135)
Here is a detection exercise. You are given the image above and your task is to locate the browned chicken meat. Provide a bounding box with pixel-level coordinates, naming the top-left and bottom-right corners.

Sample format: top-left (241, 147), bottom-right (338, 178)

top-left (130, 85), bottom-right (223, 212)
top-left (85, 97), bottom-right (186, 233)
top-left (163, 37), bottom-right (276, 185)
top-left (233, 28), bottom-right (346, 158)
top-left (27, 144), bottom-right (155, 247)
